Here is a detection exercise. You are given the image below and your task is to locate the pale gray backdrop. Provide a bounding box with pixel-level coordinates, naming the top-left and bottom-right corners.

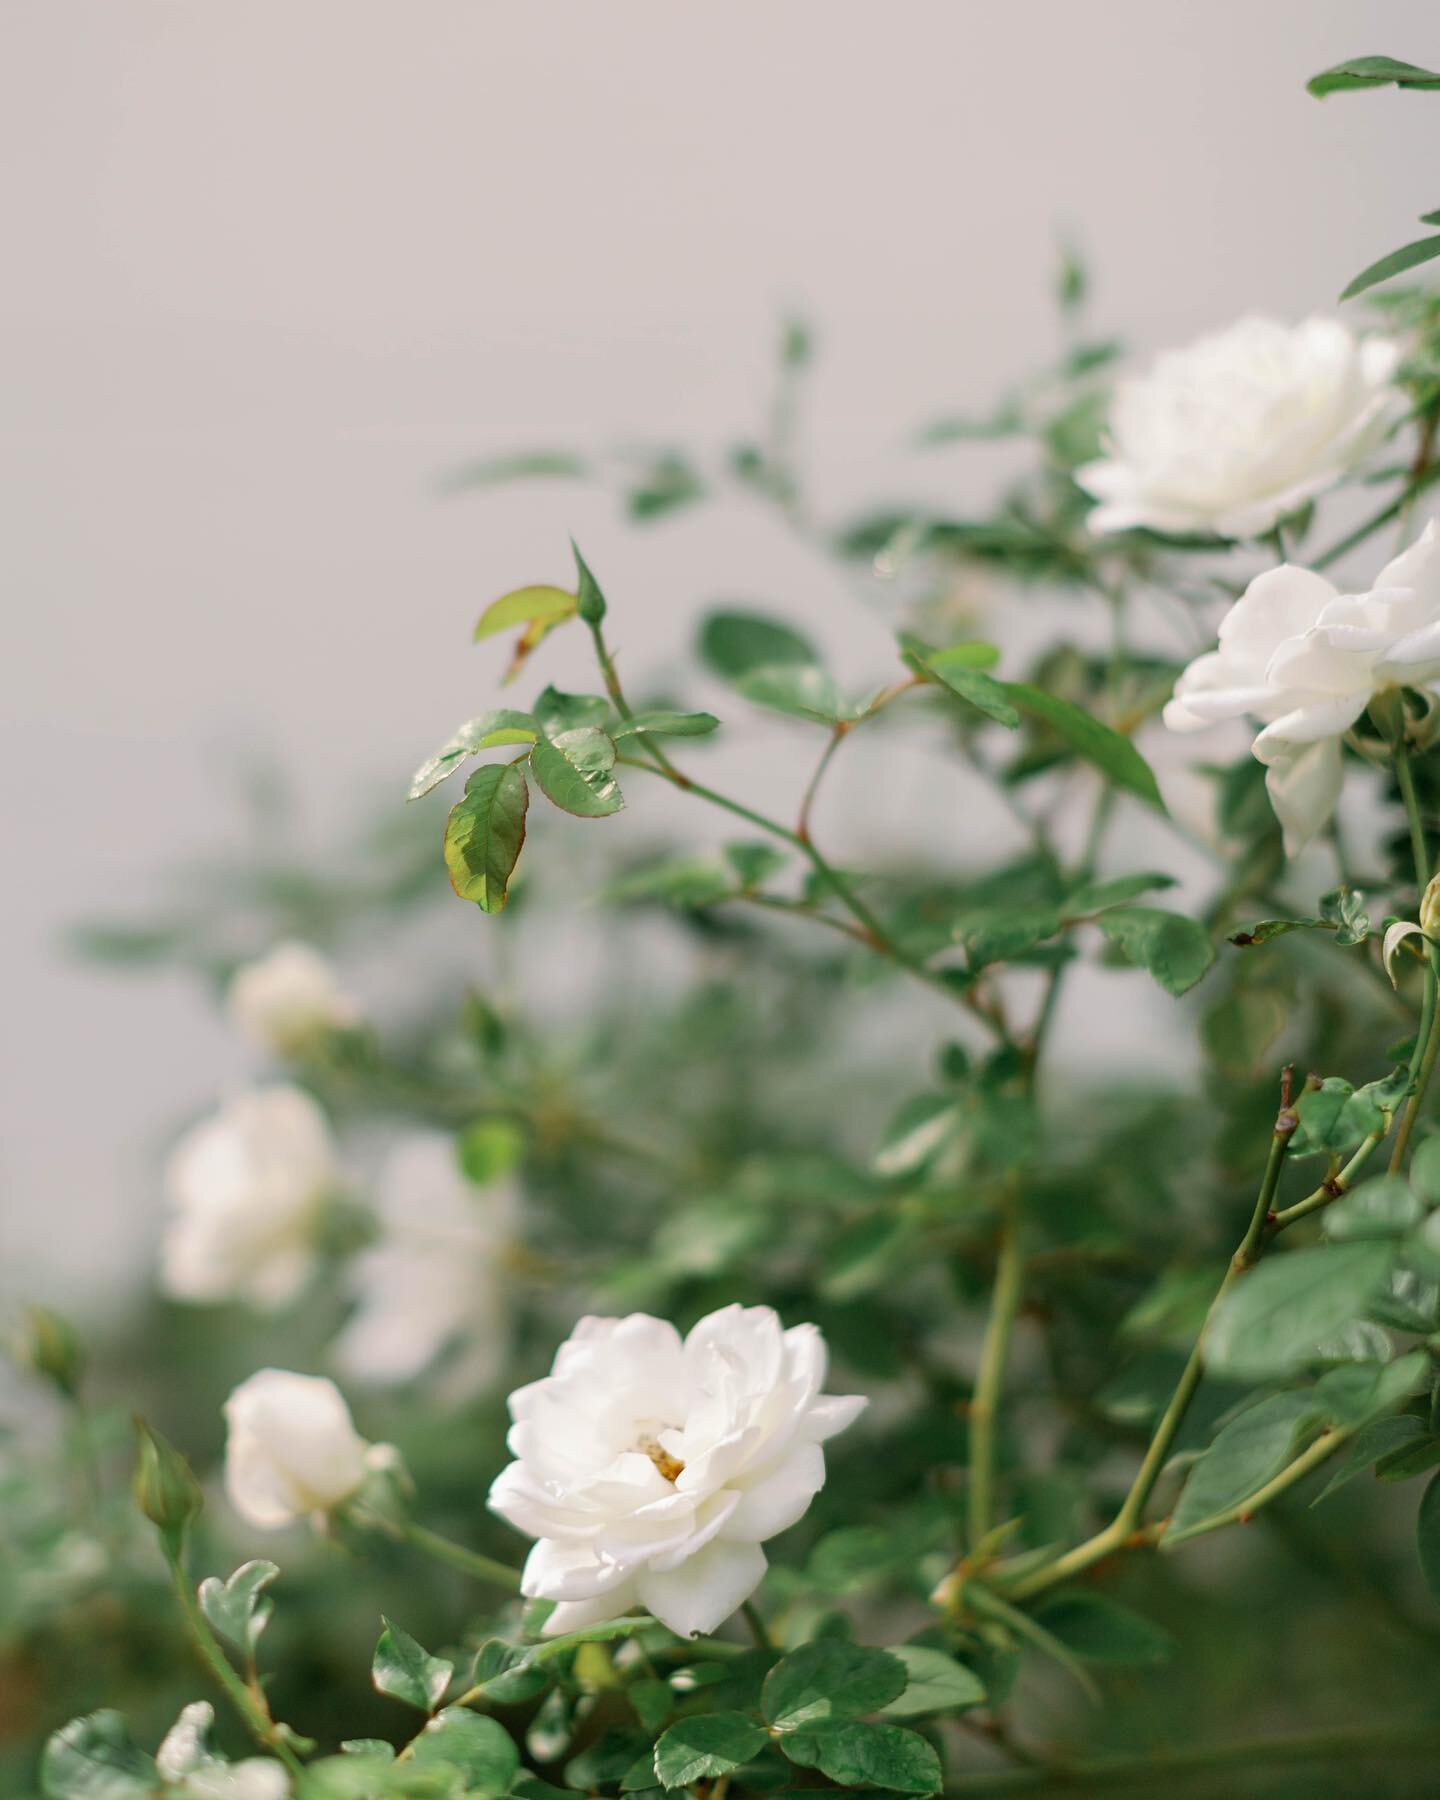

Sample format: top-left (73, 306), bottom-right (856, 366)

top-left (4, 1), bottom-right (1438, 1307)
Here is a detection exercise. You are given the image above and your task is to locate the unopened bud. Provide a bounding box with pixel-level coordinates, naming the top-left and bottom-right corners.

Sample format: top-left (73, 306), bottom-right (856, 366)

top-left (1421, 875), bottom-right (1440, 940)
top-left (21, 1305), bottom-right (84, 1400)
top-left (133, 1417), bottom-right (203, 1551)
top-left (571, 541), bottom-right (607, 625)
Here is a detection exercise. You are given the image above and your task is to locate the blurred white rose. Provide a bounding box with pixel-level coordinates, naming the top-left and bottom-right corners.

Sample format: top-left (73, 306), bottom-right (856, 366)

top-left (157, 1702), bottom-right (289, 1799)
top-left (489, 1304), bottom-right (865, 1638)
top-left (227, 941), bottom-right (360, 1057)
top-left (161, 1087), bottom-right (339, 1308)
top-left (332, 1132), bottom-right (515, 1391)
top-left (1078, 316), bottom-right (1401, 540)
top-left (1165, 522), bottom-right (1440, 851)
top-left (224, 1368), bottom-right (370, 1529)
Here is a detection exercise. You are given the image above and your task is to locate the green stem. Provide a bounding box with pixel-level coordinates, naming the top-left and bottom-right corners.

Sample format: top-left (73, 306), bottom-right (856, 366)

top-left (1005, 1105), bottom-right (1294, 1601)
top-left (968, 1196), bottom-right (1025, 1551)
top-left (619, 756), bottom-right (998, 1030)
top-left (944, 1719), bottom-right (1440, 1795)
top-left (1389, 746), bottom-right (1438, 1172)
top-left (399, 1519), bottom-right (523, 1591)
top-left (1394, 741), bottom-right (1430, 890)
top-left (1271, 1124), bottom-right (1389, 1230)
top-left (166, 1551), bottom-right (304, 1775)
top-left (1163, 1425), bottom-right (1352, 1545)
top-left (740, 1599), bottom-right (772, 1649)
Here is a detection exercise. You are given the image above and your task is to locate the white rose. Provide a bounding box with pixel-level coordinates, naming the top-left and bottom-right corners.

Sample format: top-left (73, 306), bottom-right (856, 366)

top-left (1164, 521), bottom-right (1440, 851)
top-left (161, 1087), bottom-right (339, 1308)
top-left (157, 1702), bottom-right (289, 1800)
top-left (224, 1368), bottom-right (370, 1529)
top-left (489, 1304), bottom-right (865, 1639)
top-left (227, 942), bottom-right (359, 1057)
top-left (332, 1132), bottom-right (514, 1391)
top-left (1078, 316), bottom-right (1401, 540)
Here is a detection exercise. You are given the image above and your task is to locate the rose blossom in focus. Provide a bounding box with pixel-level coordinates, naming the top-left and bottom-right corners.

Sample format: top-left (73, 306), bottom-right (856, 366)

top-left (1078, 316), bottom-right (1401, 540)
top-left (224, 1368), bottom-right (372, 1529)
top-left (227, 941), bottom-right (360, 1057)
top-left (332, 1132), bottom-right (515, 1391)
top-left (1165, 522), bottom-right (1440, 851)
top-left (489, 1304), bottom-right (865, 1638)
top-left (161, 1086), bottom-right (340, 1308)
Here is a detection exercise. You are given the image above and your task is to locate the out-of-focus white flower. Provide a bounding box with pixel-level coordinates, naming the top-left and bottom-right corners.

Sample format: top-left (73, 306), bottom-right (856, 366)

top-left (161, 1088), bottom-right (340, 1309)
top-left (333, 1133), bottom-right (514, 1391)
top-left (227, 942), bottom-right (360, 1057)
top-left (224, 1369), bottom-right (370, 1529)
top-left (489, 1305), bottom-right (865, 1639)
top-left (157, 1701), bottom-right (290, 1798)
top-left (1164, 523), bottom-right (1440, 852)
top-left (1078, 316), bottom-right (1401, 540)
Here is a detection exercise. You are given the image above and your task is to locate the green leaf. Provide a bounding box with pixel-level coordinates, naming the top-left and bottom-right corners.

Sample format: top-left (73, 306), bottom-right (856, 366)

top-left (1229, 915), bottom-right (1323, 947)
top-left (762, 1641), bottom-right (909, 1732)
top-left (1410, 1137), bottom-right (1440, 1204)
top-left (873, 1094), bottom-right (962, 1178)
top-left (1312, 1351), bottom-right (1428, 1425)
top-left (1004, 683), bottom-right (1166, 809)
top-left (40, 1713), bottom-right (159, 1799)
top-left (1325, 1176), bottom-right (1424, 1240)
top-left (533, 687), bottom-right (612, 735)
top-left (1319, 887), bottom-right (1371, 946)
top-left (410, 711), bottom-right (538, 800)
top-left (439, 450), bottom-right (588, 491)
top-left (529, 728), bottom-right (624, 818)
top-left (699, 610), bottom-right (818, 679)
top-left (409, 1709), bottom-right (519, 1795)
top-left (1066, 871), bottom-right (1176, 914)
top-left (1031, 1592), bottom-right (1175, 1667)
top-left (465, 1640), bottom-right (550, 1706)
top-left (778, 1722), bottom-right (942, 1794)
top-left (198, 1559), bottom-right (280, 1657)
top-left (373, 1618), bottom-right (454, 1713)
top-left (612, 710), bottom-right (720, 739)
top-left (457, 1117), bottom-right (524, 1186)
top-left (1417, 1471), bottom-right (1440, 1602)
top-left (737, 664), bottom-right (850, 725)
top-left (1095, 907), bottom-right (1215, 996)
top-left (653, 1715), bottom-right (769, 1789)
top-left (959, 905), bottom-right (1062, 969)
top-left (876, 1645), bottom-right (986, 1718)
top-left (1343, 236), bottom-right (1440, 302)
top-left (1206, 1243), bottom-right (1400, 1381)
top-left (1288, 1075), bottom-right (1397, 1159)
top-left (444, 763), bottom-right (529, 912)
top-left (917, 648), bottom-right (1019, 728)
top-left (473, 584), bottom-right (577, 644)
top-left (1312, 1414), bottom-right (1430, 1503)
top-left (1308, 55), bottom-right (1440, 97)
top-left (1166, 1392), bottom-right (1320, 1544)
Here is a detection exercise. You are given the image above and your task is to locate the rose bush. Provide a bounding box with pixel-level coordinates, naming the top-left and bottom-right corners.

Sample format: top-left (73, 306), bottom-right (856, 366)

top-left (18, 49), bottom-right (1440, 1800)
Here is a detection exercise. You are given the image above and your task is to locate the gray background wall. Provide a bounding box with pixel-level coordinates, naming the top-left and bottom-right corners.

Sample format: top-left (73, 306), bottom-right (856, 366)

top-left (4, 1), bottom-right (1438, 1307)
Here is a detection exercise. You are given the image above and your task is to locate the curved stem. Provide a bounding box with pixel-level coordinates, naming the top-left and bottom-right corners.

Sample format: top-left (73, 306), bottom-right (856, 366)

top-left (398, 1519), bottom-right (523, 1591)
top-left (968, 1196), bottom-right (1025, 1551)
top-left (1271, 1124), bottom-right (1389, 1230)
top-left (166, 1550), bottom-right (304, 1775)
top-left (1162, 1424), bottom-right (1352, 1546)
top-left (1005, 1095), bottom-right (1295, 1602)
top-left (797, 727), bottom-right (846, 844)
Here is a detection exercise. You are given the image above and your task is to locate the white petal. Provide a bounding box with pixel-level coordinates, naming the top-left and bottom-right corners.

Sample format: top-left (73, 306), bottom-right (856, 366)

top-left (522, 1537), bottom-right (638, 1601)
top-left (1263, 740), bottom-right (1343, 856)
top-left (803, 1393), bottom-right (868, 1441)
top-left (637, 1539), bottom-right (768, 1638)
top-left (1253, 691), bottom-right (1368, 754)
top-left (540, 1583), bottom-right (642, 1637)
top-left (724, 1443), bottom-right (827, 1543)
top-left (1383, 919), bottom-right (1426, 988)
